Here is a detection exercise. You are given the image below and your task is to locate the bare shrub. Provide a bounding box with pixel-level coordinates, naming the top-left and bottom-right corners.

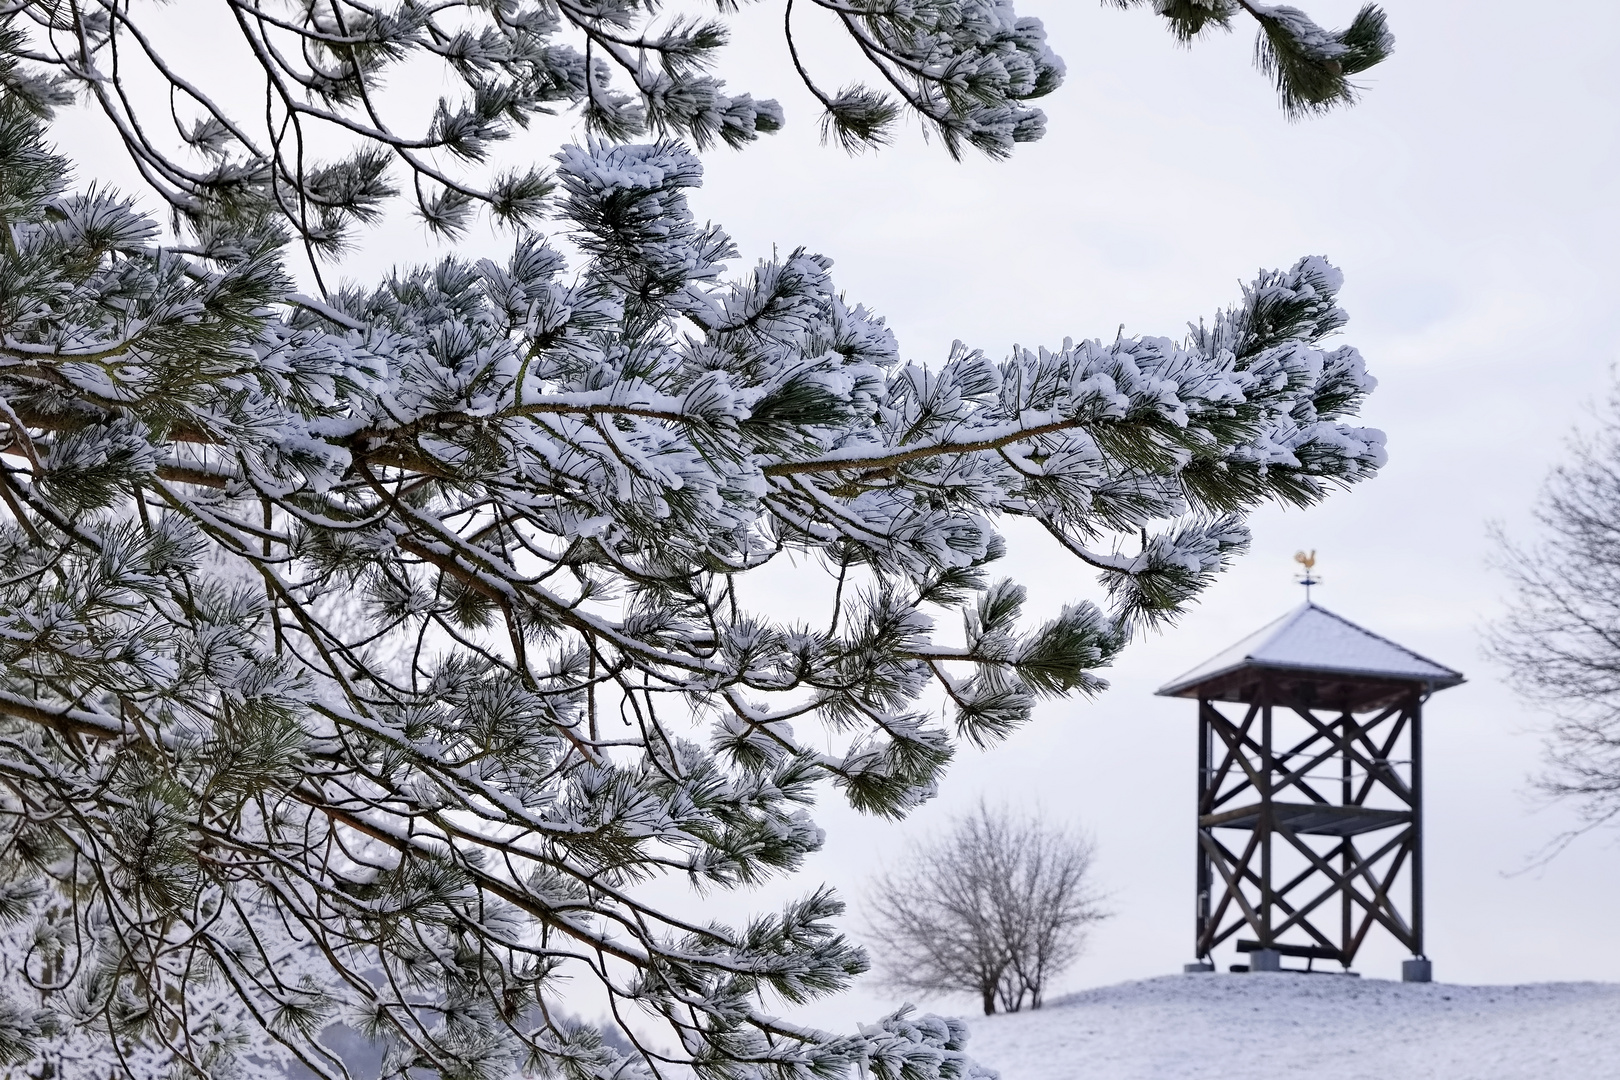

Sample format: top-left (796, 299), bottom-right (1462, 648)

top-left (865, 804), bottom-right (1108, 1015)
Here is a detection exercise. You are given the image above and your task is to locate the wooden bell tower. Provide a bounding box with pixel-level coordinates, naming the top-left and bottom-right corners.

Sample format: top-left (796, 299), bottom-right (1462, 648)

top-left (1157, 603), bottom-right (1462, 980)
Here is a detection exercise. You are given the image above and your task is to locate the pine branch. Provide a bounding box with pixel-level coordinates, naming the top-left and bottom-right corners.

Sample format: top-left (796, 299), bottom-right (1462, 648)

top-left (0, 49), bottom-right (1385, 1078)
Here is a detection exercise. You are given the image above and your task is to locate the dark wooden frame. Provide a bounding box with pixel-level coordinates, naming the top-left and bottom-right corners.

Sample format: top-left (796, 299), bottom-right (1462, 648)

top-left (1192, 671), bottom-right (1425, 969)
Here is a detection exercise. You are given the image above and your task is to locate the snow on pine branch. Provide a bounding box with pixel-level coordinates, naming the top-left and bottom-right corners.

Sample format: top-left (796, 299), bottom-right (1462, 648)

top-left (1110, 2), bottom-right (1394, 116)
top-left (4, 0), bottom-right (1062, 257)
top-left (0, 107), bottom-right (1381, 1076)
top-left (2, 0), bottom-right (1386, 266)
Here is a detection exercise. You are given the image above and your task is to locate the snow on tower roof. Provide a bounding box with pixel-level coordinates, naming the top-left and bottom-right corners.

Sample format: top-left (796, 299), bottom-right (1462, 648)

top-left (1156, 603), bottom-right (1464, 699)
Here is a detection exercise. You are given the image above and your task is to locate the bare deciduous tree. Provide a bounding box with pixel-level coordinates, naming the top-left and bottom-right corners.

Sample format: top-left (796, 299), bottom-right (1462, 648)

top-left (866, 805), bottom-right (1107, 1015)
top-left (1491, 386), bottom-right (1620, 840)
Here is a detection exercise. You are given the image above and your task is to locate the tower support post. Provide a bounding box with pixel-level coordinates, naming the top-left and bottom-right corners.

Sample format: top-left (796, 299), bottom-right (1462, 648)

top-left (1411, 699), bottom-right (1425, 962)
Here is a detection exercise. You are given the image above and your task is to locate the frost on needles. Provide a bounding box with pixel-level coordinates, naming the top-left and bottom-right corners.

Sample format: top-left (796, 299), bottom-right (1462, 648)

top-left (0, 4), bottom-right (1388, 1077)
top-left (0, 118), bottom-right (1380, 1079)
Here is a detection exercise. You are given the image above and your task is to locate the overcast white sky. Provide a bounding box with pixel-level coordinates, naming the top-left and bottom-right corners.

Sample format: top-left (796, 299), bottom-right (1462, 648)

top-left (48, 0), bottom-right (1620, 1035)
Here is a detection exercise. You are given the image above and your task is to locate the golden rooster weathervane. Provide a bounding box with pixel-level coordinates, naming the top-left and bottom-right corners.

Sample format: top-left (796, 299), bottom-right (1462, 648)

top-left (1294, 550), bottom-right (1321, 602)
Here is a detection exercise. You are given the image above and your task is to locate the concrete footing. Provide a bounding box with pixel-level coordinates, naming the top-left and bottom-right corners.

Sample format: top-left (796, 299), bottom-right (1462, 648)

top-left (1183, 962), bottom-right (1215, 973)
top-left (1248, 949), bottom-right (1282, 972)
top-left (1402, 958), bottom-right (1433, 983)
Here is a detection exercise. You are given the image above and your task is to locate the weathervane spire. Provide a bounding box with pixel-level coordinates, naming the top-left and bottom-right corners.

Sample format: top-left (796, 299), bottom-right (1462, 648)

top-left (1294, 550), bottom-right (1321, 602)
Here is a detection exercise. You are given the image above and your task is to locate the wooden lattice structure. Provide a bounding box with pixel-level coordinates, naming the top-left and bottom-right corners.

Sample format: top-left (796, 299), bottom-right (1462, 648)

top-left (1157, 604), bottom-right (1463, 978)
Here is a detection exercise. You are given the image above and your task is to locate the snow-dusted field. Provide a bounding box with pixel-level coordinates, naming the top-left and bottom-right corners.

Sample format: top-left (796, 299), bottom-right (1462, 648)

top-left (963, 973), bottom-right (1620, 1080)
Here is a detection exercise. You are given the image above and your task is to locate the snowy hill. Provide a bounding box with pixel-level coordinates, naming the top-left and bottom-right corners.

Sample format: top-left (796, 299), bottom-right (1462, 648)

top-left (962, 973), bottom-right (1620, 1080)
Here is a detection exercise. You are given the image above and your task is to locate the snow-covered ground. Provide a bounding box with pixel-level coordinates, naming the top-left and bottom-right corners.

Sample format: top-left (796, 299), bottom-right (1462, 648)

top-left (963, 973), bottom-right (1620, 1080)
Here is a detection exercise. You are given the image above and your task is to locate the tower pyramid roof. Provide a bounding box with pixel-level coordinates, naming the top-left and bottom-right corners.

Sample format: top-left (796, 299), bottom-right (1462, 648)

top-left (1156, 602), bottom-right (1464, 699)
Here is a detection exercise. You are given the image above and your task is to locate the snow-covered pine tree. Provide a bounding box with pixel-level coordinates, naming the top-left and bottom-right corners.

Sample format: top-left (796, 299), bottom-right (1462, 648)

top-left (0, 3), bottom-right (1389, 1077)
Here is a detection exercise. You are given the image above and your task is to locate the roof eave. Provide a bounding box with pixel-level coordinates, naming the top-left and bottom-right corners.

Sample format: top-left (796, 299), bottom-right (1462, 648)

top-left (1156, 659), bottom-right (1467, 700)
